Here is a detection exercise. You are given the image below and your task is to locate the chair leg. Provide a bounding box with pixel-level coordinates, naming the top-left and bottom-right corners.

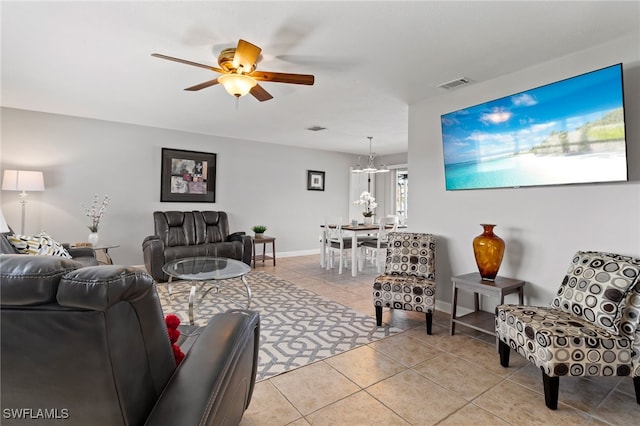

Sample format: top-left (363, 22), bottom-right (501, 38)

top-left (375, 305), bottom-right (382, 326)
top-left (425, 312), bottom-right (432, 335)
top-left (542, 370), bottom-right (559, 410)
top-left (498, 340), bottom-right (510, 367)
top-left (634, 376), bottom-right (640, 405)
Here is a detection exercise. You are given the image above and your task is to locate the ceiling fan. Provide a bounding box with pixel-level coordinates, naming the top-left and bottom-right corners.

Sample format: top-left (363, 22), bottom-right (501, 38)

top-left (152, 39), bottom-right (315, 102)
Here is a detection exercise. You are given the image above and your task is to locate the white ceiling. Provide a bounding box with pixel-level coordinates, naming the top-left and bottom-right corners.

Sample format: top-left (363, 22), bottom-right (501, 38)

top-left (2, 1), bottom-right (638, 156)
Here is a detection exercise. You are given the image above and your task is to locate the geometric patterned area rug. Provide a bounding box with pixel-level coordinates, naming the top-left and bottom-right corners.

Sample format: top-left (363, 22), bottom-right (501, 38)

top-left (155, 271), bottom-right (403, 381)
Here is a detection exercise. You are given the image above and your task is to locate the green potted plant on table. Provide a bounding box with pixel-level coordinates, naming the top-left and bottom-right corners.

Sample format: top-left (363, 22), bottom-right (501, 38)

top-left (252, 225), bottom-right (267, 239)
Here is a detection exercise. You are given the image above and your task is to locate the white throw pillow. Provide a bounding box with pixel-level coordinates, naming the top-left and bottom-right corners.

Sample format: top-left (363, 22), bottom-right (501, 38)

top-left (8, 231), bottom-right (72, 258)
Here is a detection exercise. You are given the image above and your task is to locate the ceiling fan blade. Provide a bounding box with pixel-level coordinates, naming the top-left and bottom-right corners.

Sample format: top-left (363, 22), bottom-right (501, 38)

top-left (233, 39), bottom-right (262, 72)
top-left (250, 84), bottom-right (274, 102)
top-left (251, 71), bottom-right (315, 85)
top-left (184, 78), bottom-right (220, 91)
top-left (151, 53), bottom-right (223, 73)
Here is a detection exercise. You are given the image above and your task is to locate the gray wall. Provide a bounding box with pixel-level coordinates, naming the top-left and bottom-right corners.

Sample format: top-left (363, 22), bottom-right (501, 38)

top-left (0, 109), bottom-right (357, 264)
top-left (409, 35), bottom-right (640, 311)
top-left (2, 35), bottom-right (638, 315)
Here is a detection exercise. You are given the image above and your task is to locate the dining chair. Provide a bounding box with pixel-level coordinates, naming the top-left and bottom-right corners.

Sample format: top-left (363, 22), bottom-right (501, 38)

top-left (324, 216), bottom-right (361, 275)
top-left (361, 216), bottom-right (399, 273)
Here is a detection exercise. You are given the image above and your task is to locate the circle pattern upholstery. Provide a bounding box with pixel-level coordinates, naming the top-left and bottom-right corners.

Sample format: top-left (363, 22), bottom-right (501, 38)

top-left (551, 251), bottom-right (640, 335)
top-left (373, 232), bottom-right (436, 313)
top-left (496, 305), bottom-right (635, 378)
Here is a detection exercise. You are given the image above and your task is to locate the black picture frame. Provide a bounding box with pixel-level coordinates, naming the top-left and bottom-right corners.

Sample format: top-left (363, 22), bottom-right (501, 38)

top-left (161, 148), bottom-right (216, 202)
top-left (307, 170), bottom-right (325, 191)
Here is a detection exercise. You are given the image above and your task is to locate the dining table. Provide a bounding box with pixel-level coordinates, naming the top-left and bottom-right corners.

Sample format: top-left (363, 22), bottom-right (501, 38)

top-left (320, 223), bottom-right (384, 277)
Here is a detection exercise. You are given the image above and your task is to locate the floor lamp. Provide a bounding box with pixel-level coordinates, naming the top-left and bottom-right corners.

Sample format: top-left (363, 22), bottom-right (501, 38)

top-left (0, 208), bottom-right (10, 233)
top-left (1, 170), bottom-right (45, 235)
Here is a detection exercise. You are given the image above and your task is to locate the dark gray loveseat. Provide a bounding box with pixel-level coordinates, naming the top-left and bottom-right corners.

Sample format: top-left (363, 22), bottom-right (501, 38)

top-left (0, 254), bottom-right (260, 425)
top-left (142, 211), bottom-right (252, 282)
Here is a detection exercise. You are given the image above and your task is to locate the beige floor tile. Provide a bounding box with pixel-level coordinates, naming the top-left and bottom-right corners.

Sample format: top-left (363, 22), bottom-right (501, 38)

top-left (509, 364), bottom-right (613, 413)
top-left (447, 336), bottom-right (527, 377)
top-left (313, 285), bottom-right (362, 306)
top-left (614, 376), bottom-right (635, 396)
top-left (288, 418), bottom-right (311, 426)
top-left (583, 418), bottom-right (612, 426)
top-left (369, 332), bottom-right (442, 367)
top-left (474, 380), bottom-right (588, 425)
top-left (367, 369), bottom-right (467, 425)
top-left (270, 361), bottom-right (359, 416)
top-left (592, 389), bottom-right (640, 425)
top-left (305, 391), bottom-right (410, 425)
top-left (239, 255), bottom-right (627, 425)
top-left (381, 309), bottom-right (430, 331)
top-left (437, 403), bottom-right (511, 426)
top-left (325, 345), bottom-right (406, 388)
top-left (405, 324), bottom-right (479, 353)
top-left (240, 381), bottom-right (302, 426)
top-left (413, 352), bottom-right (504, 400)
top-left (432, 309), bottom-right (452, 326)
top-left (344, 298), bottom-right (376, 315)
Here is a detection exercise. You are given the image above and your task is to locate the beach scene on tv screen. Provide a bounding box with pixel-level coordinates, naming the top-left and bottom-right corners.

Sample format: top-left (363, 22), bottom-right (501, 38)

top-left (441, 64), bottom-right (627, 190)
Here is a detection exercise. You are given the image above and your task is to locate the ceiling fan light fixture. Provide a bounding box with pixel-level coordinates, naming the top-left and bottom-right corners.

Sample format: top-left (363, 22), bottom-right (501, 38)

top-left (218, 73), bottom-right (257, 97)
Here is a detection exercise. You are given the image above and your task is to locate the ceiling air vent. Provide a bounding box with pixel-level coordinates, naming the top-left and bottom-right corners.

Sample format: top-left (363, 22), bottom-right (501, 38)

top-left (306, 125), bottom-right (327, 132)
top-left (437, 77), bottom-right (472, 90)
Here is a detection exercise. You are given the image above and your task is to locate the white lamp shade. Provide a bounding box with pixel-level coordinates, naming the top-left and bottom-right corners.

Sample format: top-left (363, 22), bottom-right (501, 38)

top-left (0, 208), bottom-right (10, 233)
top-left (218, 74), bottom-right (257, 97)
top-left (2, 170), bottom-right (45, 191)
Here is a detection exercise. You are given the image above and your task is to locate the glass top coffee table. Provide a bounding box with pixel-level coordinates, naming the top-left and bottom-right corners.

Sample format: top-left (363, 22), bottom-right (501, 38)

top-left (162, 257), bottom-right (251, 325)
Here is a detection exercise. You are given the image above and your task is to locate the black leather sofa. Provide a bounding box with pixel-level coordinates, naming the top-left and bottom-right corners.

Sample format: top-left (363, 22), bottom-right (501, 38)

top-left (0, 229), bottom-right (98, 266)
top-left (0, 254), bottom-right (260, 426)
top-left (143, 211), bottom-right (252, 282)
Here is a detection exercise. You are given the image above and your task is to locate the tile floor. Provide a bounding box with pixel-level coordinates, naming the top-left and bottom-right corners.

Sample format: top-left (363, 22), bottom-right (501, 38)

top-left (239, 254), bottom-right (640, 426)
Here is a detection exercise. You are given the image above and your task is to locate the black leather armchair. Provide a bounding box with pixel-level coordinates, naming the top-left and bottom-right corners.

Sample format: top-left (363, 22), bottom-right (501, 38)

top-left (0, 254), bottom-right (260, 426)
top-left (143, 211), bottom-right (252, 282)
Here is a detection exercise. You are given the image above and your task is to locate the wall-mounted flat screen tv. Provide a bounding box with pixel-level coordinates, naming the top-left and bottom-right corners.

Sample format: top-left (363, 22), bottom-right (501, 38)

top-left (441, 63), bottom-right (627, 190)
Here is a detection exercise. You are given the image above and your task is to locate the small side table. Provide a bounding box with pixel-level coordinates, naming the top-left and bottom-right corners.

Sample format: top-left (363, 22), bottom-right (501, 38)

top-left (71, 243), bottom-right (119, 265)
top-left (252, 236), bottom-right (276, 268)
top-left (93, 244), bottom-right (119, 265)
top-left (450, 272), bottom-right (525, 338)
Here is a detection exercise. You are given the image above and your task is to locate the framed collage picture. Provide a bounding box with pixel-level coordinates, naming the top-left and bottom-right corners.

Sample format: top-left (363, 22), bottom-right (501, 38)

top-left (161, 148), bottom-right (216, 202)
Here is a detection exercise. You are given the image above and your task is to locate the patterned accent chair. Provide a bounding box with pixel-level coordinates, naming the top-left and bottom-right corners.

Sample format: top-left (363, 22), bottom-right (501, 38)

top-left (372, 232), bottom-right (436, 334)
top-left (495, 251), bottom-right (640, 410)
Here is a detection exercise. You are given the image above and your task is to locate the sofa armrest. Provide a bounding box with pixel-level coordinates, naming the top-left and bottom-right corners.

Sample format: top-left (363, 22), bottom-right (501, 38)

top-left (142, 236), bottom-right (167, 282)
top-left (228, 231), bottom-right (246, 242)
top-left (65, 246), bottom-right (96, 258)
top-left (0, 232), bottom-right (19, 254)
top-left (145, 309), bottom-right (260, 426)
top-left (229, 232), bottom-right (252, 266)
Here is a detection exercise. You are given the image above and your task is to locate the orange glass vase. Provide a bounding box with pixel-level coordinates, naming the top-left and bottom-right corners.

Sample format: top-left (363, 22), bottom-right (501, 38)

top-left (472, 224), bottom-right (505, 281)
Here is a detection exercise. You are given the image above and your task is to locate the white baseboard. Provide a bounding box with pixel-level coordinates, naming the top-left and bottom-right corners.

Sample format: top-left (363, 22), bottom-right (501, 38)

top-left (277, 248), bottom-right (321, 258)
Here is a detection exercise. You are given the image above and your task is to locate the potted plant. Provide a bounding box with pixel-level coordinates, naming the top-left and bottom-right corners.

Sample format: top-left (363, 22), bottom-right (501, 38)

top-left (352, 191), bottom-right (378, 225)
top-left (252, 225), bottom-right (267, 239)
top-left (81, 194), bottom-right (111, 246)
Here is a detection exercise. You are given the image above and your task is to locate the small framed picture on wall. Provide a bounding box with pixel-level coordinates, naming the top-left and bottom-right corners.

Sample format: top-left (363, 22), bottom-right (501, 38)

top-left (307, 170), bottom-right (325, 191)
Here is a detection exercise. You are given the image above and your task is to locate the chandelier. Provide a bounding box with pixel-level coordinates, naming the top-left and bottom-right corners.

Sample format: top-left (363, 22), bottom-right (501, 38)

top-left (352, 137), bottom-right (389, 174)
